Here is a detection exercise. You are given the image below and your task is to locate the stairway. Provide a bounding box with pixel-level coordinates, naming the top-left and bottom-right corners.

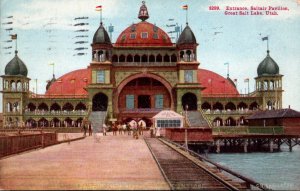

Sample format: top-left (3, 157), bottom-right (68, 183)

top-left (186, 111), bottom-right (210, 128)
top-left (88, 111), bottom-right (107, 133)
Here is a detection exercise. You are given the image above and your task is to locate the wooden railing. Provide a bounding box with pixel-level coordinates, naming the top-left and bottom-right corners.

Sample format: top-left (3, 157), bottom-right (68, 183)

top-left (25, 110), bottom-right (87, 116)
top-left (0, 131), bottom-right (57, 158)
top-left (212, 126), bottom-right (284, 135)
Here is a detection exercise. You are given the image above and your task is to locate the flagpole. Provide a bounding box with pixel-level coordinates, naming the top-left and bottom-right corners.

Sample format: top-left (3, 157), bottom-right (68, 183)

top-left (186, 8), bottom-right (188, 24)
top-left (267, 35), bottom-right (269, 51)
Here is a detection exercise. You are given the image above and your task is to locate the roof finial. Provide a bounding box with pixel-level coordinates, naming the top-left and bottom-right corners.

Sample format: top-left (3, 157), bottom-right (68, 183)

top-left (138, 1), bottom-right (149, 21)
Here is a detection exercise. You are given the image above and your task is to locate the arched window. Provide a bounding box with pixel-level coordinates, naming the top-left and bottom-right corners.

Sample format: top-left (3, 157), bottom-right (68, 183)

top-left (201, 102), bottom-right (211, 110)
top-left (134, 55), bottom-right (140, 62)
top-left (171, 54), bottom-right (177, 62)
top-left (225, 117), bottom-right (236, 126)
top-left (149, 55), bottom-right (155, 62)
top-left (141, 54), bottom-right (148, 62)
top-left (17, 81), bottom-right (22, 91)
top-left (186, 50), bottom-right (192, 62)
top-left (249, 102), bottom-right (258, 110)
top-left (163, 54), bottom-right (170, 62)
top-left (38, 103), bottom-right (49, 111)
top-left (62, 103), bottom-right (74, 111)
top-left (127, 54), bottom-right (133, 62)
top-left (156, 54), bottom-right (162, 62)
top-left (112, 55), bottom-right (118, 62)
top-left (213, 117), bottom-right (223, 126)
top-left (182, 93), bottom-right (197, 110)
top-left (27, 103), bottom-right (36, 111)
top-left (11, 81), bottom-right (16, 91)
top-left (119, 54), bottom-right (125, 62)
top-left (213, 102), bottom-right (223, 110)
top-left (50, 103), bottom-right (61, 111)
top-left (237, 102), bottom-right (248, 109)
top-left (75, 102), bottom-right (87, 110)
top-left (180, 51), bottom-right (184, 60)
top-left (225, 102), bottom-right (236, 110)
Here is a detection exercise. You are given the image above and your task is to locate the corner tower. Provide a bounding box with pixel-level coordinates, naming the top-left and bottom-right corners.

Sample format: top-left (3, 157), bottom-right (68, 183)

top-left (255, 50), bottom-right (283, 110)
top-left (175, 23), bottom-right (202, 112)
top-left (1, 50), bottom-right (30, 127)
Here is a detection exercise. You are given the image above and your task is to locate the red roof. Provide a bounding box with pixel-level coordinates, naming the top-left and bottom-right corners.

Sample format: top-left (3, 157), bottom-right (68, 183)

top-left (198, 69), bottom-right (239, 96)
top-left (45, 68), bottom-right (91, 96)
top-left (46, 68), bottom-right (238, 96)
top-left (114, 21), bottom-right (173, 47)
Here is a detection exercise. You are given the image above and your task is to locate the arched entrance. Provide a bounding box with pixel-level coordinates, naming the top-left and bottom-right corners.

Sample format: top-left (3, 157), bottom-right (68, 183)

top-left (118, 77), bottom-right (171, 111)
top-left (182, 93), bottom-right (197, 111)
top-left (92, 93), bottom-right (108, 111)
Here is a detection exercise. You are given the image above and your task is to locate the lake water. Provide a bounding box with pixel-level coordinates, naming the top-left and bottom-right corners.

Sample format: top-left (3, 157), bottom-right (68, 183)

top-left (208, 145), bottom-right (300, 190)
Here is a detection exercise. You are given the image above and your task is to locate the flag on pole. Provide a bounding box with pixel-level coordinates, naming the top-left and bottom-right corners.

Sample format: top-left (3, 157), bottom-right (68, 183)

top-left (95, 5), bottom-right (102, 11)
top-left (10, 34), bottom-right (17, 40)
top-left (262, 36), bottom-right (268, 41)
top-left (244, 78), bottom-right (249, 82)
top-left (182, 5), bottom-right (188, 10)
top-left (49, 63), bottom-right (54, 66)
top-left (224, 62), bottom-right (229, 65)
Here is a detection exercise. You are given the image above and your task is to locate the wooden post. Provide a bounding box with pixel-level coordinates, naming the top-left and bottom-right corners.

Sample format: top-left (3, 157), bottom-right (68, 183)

top-left (269, 139), bottom-right (273, 152)
top-left (288, 139), bottom-right (292, 152)
top-left (216, 139), bottom-right (220, 153)
top-left (277, 139), bottom-right (281, 151)
top-left (243, 139), bottom-right (248, 153)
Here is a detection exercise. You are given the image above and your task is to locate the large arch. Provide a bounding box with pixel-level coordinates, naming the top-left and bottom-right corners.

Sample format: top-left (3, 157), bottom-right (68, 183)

top-left (92, 92), bottom-right (108, 111)
top-left (62, 102), bottom-right (74, 111)
top-left (27, 103), bottom-right (36, 111)
top-left (182, 93), bottom-right (197, 111)
top-left (115, 73), bottom-right (174, 113)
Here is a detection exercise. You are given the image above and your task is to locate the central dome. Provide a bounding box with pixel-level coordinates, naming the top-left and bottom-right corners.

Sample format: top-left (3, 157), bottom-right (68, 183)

top-left (115, 22), bottom-right (173, 47)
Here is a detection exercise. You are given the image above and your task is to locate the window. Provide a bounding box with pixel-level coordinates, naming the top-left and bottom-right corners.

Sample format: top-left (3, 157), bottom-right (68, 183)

top-left (153, 33), bottom-right (159, 39)
top-left (157, 120), bottom-right (181, 128)
top-left (184, 70), bottom-right (193, 83)
top-left (141, 32), bottom-right (148, 39)
top-left (96, 71), bottom-right (105, 83)
top-left (155, 95), bottom-right (163, 109)
top-left (130, 33), bottom-right (136, 39)
top-left (126, 95), bottom-right (134, 109)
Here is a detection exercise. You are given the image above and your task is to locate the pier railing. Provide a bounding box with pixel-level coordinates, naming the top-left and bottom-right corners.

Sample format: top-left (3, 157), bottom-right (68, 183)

top-left (160, 137), bottom-right (271, 190)
top-left (0, 131), bottom-right (57, 158)
top-left (213, 126), bottom-right (284, 135)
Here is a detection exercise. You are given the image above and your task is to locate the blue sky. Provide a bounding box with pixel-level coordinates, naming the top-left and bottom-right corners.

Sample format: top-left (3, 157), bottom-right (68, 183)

top-left (0, 0), bottom-right (300, 111)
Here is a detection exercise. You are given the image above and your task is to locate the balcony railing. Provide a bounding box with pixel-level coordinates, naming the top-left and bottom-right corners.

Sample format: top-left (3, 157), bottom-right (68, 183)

top-left (25, 110), bottom-right (88, 116)
top-left (120, 108), bottom-right (168, 113)
top-left (203, 109), bottom-right (255, 115)
top-left (29, 94), bottom-right (88, 99)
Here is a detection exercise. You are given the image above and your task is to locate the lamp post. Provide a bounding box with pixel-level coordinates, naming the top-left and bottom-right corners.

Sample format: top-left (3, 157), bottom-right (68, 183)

top-left (184, 104), bottom-right (189, 150)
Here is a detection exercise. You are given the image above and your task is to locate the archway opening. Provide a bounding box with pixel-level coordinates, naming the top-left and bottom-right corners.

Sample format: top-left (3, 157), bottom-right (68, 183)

top-left (201, 102), bottom-right (211, 110)
top-left (138, 95), bottom-right (151, 108)
top-left (182, 93), bottom-right (197, 111)
top-left (92, 93), bottom-right (108, 111)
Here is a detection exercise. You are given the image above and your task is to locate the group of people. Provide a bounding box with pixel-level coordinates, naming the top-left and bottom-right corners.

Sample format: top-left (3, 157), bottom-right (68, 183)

top-left (111, 122), bottom-right (145, 139)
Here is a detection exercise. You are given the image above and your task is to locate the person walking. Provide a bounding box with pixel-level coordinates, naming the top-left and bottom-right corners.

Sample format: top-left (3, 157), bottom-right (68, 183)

top-left (127, 123), bottom-right (131, 135)
top-left (88, 122), bottom-right (92, 136)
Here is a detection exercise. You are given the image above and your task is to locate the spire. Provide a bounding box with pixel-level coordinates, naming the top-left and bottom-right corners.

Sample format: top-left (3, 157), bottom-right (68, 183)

top-left (138, 1), bottom-right (149, 21)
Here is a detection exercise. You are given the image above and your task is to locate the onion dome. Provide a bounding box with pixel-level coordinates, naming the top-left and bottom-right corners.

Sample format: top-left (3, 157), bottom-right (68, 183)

top-left (92, 22), bottom-right (111, 44)
top-left (138, 1), bottom-right (149, 21)
top-left (177, 24), bottom-right (197, 45)
top-left (4, 50), bottom-right (28, 76)
top-left (257, 50), bottom-right (280, 77)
